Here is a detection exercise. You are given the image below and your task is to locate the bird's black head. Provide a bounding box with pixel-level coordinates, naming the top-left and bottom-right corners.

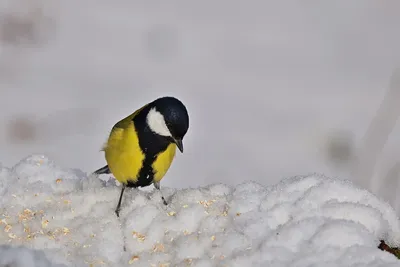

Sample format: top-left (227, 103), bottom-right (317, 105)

top-left (146, 96), bottom-right (189, 152)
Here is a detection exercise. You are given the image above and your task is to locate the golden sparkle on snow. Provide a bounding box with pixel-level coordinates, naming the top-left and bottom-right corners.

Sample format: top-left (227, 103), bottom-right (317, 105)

top-left (167, 211), bottom-right (176, 216)
top-left (152, 242), bottom-right (165, 253)
top-left (86, 259), bottom-right (105, 266)
top-left (150, 263), bottom-right (170, 267)
top-left (128, 255), bottom-right (140, 264)
top-left (8, 233), bottom-right (17, 239)
top-left (197, 200), bottom-right (216, 208)
top-left (4, 224), bottom-right (12, 232)
top-left (19, 208), bottom-right (34, 221)
top-left (184, 258), bottom-right (193, 265)
top-left (42, 219), bottom-right (49, 228)
top-left (62, 227), bottom-right (70, 235)
top-left (132, 231), bottom-right (145, 242)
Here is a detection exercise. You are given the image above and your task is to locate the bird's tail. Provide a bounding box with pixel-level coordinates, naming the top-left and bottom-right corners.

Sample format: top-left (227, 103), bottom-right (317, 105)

top-left (93, 165), bottom-right (110, 175)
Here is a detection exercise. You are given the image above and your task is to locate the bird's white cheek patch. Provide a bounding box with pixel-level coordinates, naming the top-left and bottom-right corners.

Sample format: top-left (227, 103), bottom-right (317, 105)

top-left (147, 108), bottom-right (172, 137)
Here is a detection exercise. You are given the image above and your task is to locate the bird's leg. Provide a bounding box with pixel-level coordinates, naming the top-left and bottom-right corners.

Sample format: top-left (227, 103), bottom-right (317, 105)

top-left (115, 184), bottom-right (126, 217)
top-left (154, 182), bottom-right (168, 205)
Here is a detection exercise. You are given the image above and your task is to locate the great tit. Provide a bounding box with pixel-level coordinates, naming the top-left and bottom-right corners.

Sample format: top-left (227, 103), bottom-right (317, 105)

top-left (93, 96), bottom-right (189, 217)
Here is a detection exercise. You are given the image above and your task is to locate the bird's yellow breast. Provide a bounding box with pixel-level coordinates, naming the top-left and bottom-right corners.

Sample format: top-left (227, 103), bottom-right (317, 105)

top-left (152, 143), bottom-right (176, 182)
top-left (103, 121), bottom-right (145, 184)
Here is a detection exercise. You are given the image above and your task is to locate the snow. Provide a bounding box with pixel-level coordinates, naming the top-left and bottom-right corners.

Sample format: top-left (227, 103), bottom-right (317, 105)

top-left (1, 155), bottom-right (400, 266)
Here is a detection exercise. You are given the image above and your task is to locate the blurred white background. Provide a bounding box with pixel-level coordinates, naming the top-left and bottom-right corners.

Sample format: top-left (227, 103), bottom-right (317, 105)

top-left (1, 1), bottom-right (400, 211)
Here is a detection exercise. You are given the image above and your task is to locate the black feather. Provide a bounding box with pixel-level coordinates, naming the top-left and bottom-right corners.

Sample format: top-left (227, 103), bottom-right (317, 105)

top-left (93, 165), bottom-right (110, 175)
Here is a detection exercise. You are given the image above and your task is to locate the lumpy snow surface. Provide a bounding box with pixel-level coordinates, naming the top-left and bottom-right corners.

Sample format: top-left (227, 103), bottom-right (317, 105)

top-left (0, 155), bottom-right (400, 266)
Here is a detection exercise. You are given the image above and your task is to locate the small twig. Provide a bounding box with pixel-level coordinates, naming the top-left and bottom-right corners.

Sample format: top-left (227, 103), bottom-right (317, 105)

top-left (379, 240), bottom-right (400, 259)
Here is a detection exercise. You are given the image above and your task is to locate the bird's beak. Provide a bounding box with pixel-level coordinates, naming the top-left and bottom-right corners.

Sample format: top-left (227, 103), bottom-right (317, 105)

top-left (174, 139), bottom-right (184, 153)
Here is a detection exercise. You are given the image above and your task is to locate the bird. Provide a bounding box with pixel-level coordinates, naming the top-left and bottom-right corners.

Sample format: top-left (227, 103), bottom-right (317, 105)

top-left (93, 96), bottom-right (189, 217)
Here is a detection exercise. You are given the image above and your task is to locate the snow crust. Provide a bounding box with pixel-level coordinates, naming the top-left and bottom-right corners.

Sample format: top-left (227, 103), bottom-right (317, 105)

top-left (0, 155), bottom-right (400, 266)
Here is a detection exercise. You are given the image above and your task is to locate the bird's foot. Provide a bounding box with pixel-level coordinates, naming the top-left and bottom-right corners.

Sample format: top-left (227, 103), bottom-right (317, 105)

top-left (162, 196), bottom-right (168, 205)
top-left (115, 208), bottom-right (120, 217)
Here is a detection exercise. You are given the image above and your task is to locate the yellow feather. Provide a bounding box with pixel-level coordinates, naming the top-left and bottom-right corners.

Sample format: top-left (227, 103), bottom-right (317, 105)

top-left (152, 143), bottom-right (177, 182)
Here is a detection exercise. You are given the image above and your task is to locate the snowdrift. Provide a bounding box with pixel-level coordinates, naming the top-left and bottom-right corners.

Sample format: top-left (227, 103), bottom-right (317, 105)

top-left (0, 154), bottom-right (400, 267)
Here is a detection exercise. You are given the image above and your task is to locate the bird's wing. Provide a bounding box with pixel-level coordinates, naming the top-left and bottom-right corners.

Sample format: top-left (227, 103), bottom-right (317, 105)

top-left (100, 103), bottom-right (149, 151)
top-left (101, 103), bottom-right (149, 183)
top-left (113, 103), bottom-right (149, 130)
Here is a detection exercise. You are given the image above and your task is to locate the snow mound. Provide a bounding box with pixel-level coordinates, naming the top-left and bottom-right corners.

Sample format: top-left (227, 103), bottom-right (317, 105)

top-left (0, 154), bottom-right (400, 267)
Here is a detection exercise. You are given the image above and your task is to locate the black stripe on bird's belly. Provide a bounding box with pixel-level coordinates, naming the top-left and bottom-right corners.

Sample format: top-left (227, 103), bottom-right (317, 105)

top-left (125, 154), bottom-right (156, 188)
top-left (126, 118), bottom-right (172, 188)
